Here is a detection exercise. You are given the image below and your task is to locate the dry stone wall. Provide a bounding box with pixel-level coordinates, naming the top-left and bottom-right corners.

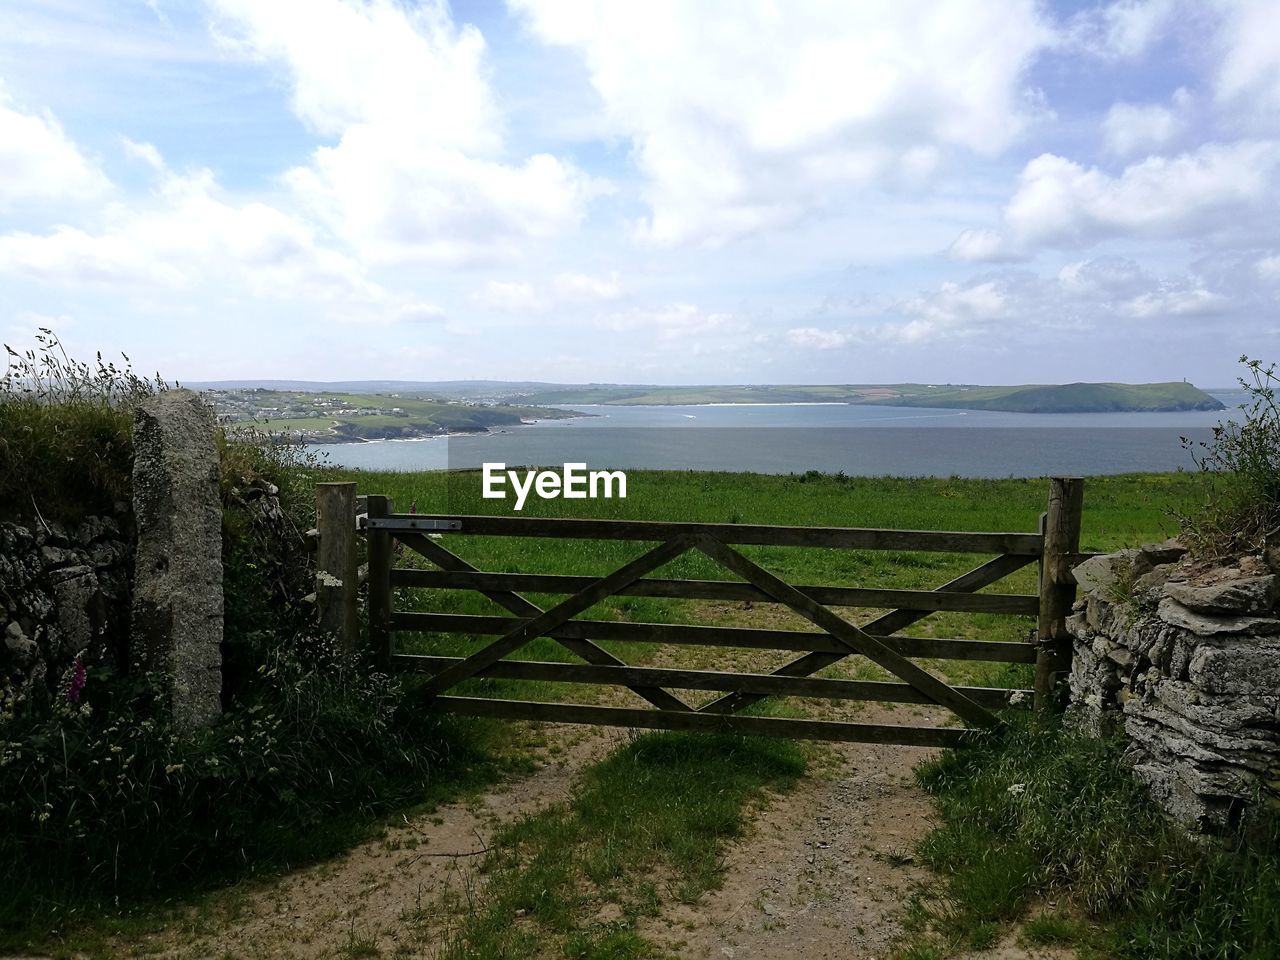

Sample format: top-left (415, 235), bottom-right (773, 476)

top-left (1067, 541), bottom-right (1280, 832)
top-left (0, 514), bottom-right (132, 715)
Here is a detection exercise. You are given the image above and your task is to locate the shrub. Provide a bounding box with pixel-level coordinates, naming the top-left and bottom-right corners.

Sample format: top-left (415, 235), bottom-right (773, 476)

top-left (1180, 356), bottom-right (1280, 559)
top-left (0, 631), bottom-right (464, 935)
top-left (0, 329), bottom-right (167, 521)
top-left (0, 334), bottom-right (473, 940)
top-left (911, 717), bottom-right (1280, 959)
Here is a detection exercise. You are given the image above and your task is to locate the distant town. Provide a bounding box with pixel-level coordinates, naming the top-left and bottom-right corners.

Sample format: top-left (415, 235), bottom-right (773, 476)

top-left (204, 388), bottom-right (578, 443)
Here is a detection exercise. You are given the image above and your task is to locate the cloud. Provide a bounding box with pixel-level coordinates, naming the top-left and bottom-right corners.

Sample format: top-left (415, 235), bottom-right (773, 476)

top-left (552, 271), bottom-right (622, 302)
top-left (950, 141), bottom-right (1280, 259)
top-left (597, 303), bottom-right (745, 342)
top-left (510, 0), bottom-right (1054, 246)
top-left (1120, 286), bottom-right (1225, 318)
top-left (1101, 91), bottom-right (1189, 157)
top-left (1071, 0), bottom-right (1176, 59)
top-left (0, 164), bottom-right (392, 309)
top-left (120, 137), bottom-right (166, 171)
top-left (787, 327), bottom-right (851, 350)
top-left (1212, 0), bottom-right (1280, 116)
top-left (0, 82), bottom-right (108, 210)
top-left (210, 0), bottom-right (601, 265)
top-left (880, 255), bottom-right (1247, 344)
top-left (473, 280), bottom-right (545, 313)
top-left (473, 272), bottom-right (622, 313)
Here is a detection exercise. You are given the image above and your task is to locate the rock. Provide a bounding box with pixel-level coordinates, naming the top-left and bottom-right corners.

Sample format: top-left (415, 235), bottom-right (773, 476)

top-left (39, 545), bottom-right (75, 569)
top-left (1, 517), bottom-right (132, 715)
top-left (1266, 545), bottom-right (1280, 576)
top-left (46, 563), bottom-right (93, 585)
top-left (1189, 641), bottom-right (1280, 696)
top-left (4, 621), bottom-right (37, 667)
top-left (1139, 538), bottom-right (1188, 567)
top-left (1135, 564), bottom-right (1175, 597)
top-left (1069, 549), bottom-right (1280, 833)
top-left (1158, 597), bottom-right (1280, 637)
top-left (50, 568), bottom-right (100, 657)
top-left (131, 389), bottom-right (224, 731)
top-left (1072, 550), bottom-right (1139, 597)
top-left (1165, 574), bottom-right (1277, 615)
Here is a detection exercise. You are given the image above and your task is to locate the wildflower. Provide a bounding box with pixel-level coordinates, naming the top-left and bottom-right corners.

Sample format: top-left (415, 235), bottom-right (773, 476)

top-left (1007, 782), bottom-right (1027, 796)
top-left (164, 763), bottom-right (184, 774)
top-left (64, 657), bottom-right (88, 703)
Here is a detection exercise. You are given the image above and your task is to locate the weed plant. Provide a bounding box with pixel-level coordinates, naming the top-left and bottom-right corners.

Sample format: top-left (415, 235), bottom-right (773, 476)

top-left (1180, 356), bottom-right (1280, 559)
top-left (902, 717), bottom-right (1280, 959)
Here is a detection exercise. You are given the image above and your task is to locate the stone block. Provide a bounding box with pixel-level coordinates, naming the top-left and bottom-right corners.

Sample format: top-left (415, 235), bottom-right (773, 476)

top-left (131, 390), bottom-right (223, 731)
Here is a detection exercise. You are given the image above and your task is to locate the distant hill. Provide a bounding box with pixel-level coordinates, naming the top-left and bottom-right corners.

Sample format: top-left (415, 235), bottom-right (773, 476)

top-left (877, 382), bottom-right (1226, 413)
top-left (190, 379), bottom-right (1226, 414)
top-left (495, 381), bottom-right (1226, 413)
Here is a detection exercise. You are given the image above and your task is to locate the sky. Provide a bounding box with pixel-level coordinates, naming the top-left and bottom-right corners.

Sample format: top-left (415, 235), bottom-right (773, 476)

top-left (0, 0), bottom-right (1277, 387)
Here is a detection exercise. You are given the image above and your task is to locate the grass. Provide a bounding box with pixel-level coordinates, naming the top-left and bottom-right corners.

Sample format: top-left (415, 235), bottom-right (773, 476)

top-left (501, 381), bottom-right (1225, 413)
top-left (326, 469), bottom-right (1195, 698)
top-left (6, 462), bottom-right (1206, 956)
top-left (895, 716), bottom-right (1280, 959)
top-left (426, 731), bottom-right (806, 959)
top-left (1, 330), bottom-right (165, 519)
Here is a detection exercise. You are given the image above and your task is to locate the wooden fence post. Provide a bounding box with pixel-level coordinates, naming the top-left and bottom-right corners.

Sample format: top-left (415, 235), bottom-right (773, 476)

top-left (316, 482), bottom-right (358, 651)
top-left (1035, 477), bottom-right (1084, 714)
top-left (366, 494), bottom-right (393, 667)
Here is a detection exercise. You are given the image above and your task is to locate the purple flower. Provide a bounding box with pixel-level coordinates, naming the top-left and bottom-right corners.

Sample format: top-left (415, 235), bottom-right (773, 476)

top-left (65, 658), bottom-right (87, 703)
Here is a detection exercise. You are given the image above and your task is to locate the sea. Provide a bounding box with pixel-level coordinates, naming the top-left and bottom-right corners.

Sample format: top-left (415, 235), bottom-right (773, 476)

top-left (305, 389), bottom-right (1249, 478)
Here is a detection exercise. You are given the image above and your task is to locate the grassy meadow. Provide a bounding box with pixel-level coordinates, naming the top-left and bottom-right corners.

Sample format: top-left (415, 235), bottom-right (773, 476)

top-left (325, 468), bottom-right (1197, 702)
top-left (306, 467), bottom-right (1208, 959)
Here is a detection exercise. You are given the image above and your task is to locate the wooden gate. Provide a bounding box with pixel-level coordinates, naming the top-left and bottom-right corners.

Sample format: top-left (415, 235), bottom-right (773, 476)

top-left (324, 478), bottom-right (1085, 748)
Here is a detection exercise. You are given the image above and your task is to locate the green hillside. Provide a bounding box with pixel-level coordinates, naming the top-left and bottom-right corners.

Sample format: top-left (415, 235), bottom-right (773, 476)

top-left (496, 380), bottom-right (1224, 413)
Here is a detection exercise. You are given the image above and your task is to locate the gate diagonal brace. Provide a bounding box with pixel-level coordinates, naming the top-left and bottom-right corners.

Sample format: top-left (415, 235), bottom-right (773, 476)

top-left (422, 534), bottom-right (697, 699)
top-left (689, 534), bottom-right (1000, 729)
top-left (397, 531), bottom-right (693, 712)
top-left (699, 552), bottom-right (1034, 717)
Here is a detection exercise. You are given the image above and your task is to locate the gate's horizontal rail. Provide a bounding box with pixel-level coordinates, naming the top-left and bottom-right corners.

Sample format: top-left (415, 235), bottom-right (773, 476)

top-left (373, 514), bottom-right (1044, 555)
top-left (390, 612), bottom-right (1037, 663)
top-left (426, 696), bottom-right (976, 747)
top-left (393, 654), bottom-right (1031, 708)
top-left (390, 568), bottom-right (1038, 615)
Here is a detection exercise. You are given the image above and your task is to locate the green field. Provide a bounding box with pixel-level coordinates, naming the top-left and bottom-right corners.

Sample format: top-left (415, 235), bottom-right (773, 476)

top-left (329, 469), bottom-right (1198, 702)
top-left (490, 380), bottom-right (1224, 413)
top-left (221, 390), bottom-right (579, 441)
top-left (323, 468), bottom-right (1203, 959)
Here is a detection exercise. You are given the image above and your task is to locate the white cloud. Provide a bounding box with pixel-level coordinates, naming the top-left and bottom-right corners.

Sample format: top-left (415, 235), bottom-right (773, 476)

top-left (510, 0), bottom-right (1054, 246)
top-left (1256, 253), bottom-right (1280, 281)
top-left (473, 280), bottom-right (545, 313)
top-left (0, 82), bottom-right (107, 210)
top-left (597, 303), bottom-right (744, 342)
top-left (951, 141), bottom-right (1280, 259)
top-left (882, 256), bottom-right (1243, 344)
top-left (1101, 91), bottom-right (1188, 157)
top-left (0, 164), bottom-right (393, 309)
top-left (948, 229), bottom-right (1017, 263)
top-left (210, 0), bottom-right (600, 265)
top-left (552, 271), bottom-right (622, 302)
top-left (1212, 0), bottom-right (1280, 115)
top-left (473, 272), bottom-right (622, 313)
top-left (1121, 286), bottom-right (1225, 318)
top-left (787, 327), bottom-right (851, 350)
top-left (120, 137), bottom-right (166, 171)
top-left (1073, 0), bottom-right (1176, 59)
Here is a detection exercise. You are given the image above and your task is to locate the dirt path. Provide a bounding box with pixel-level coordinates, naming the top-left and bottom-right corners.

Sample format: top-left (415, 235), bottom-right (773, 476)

top-left (123, 724), bottom-right (629, 959)
top-left (640, 706), bottom-right (939, 960)
top-left (106, 710), bottom-right (1069, 960)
